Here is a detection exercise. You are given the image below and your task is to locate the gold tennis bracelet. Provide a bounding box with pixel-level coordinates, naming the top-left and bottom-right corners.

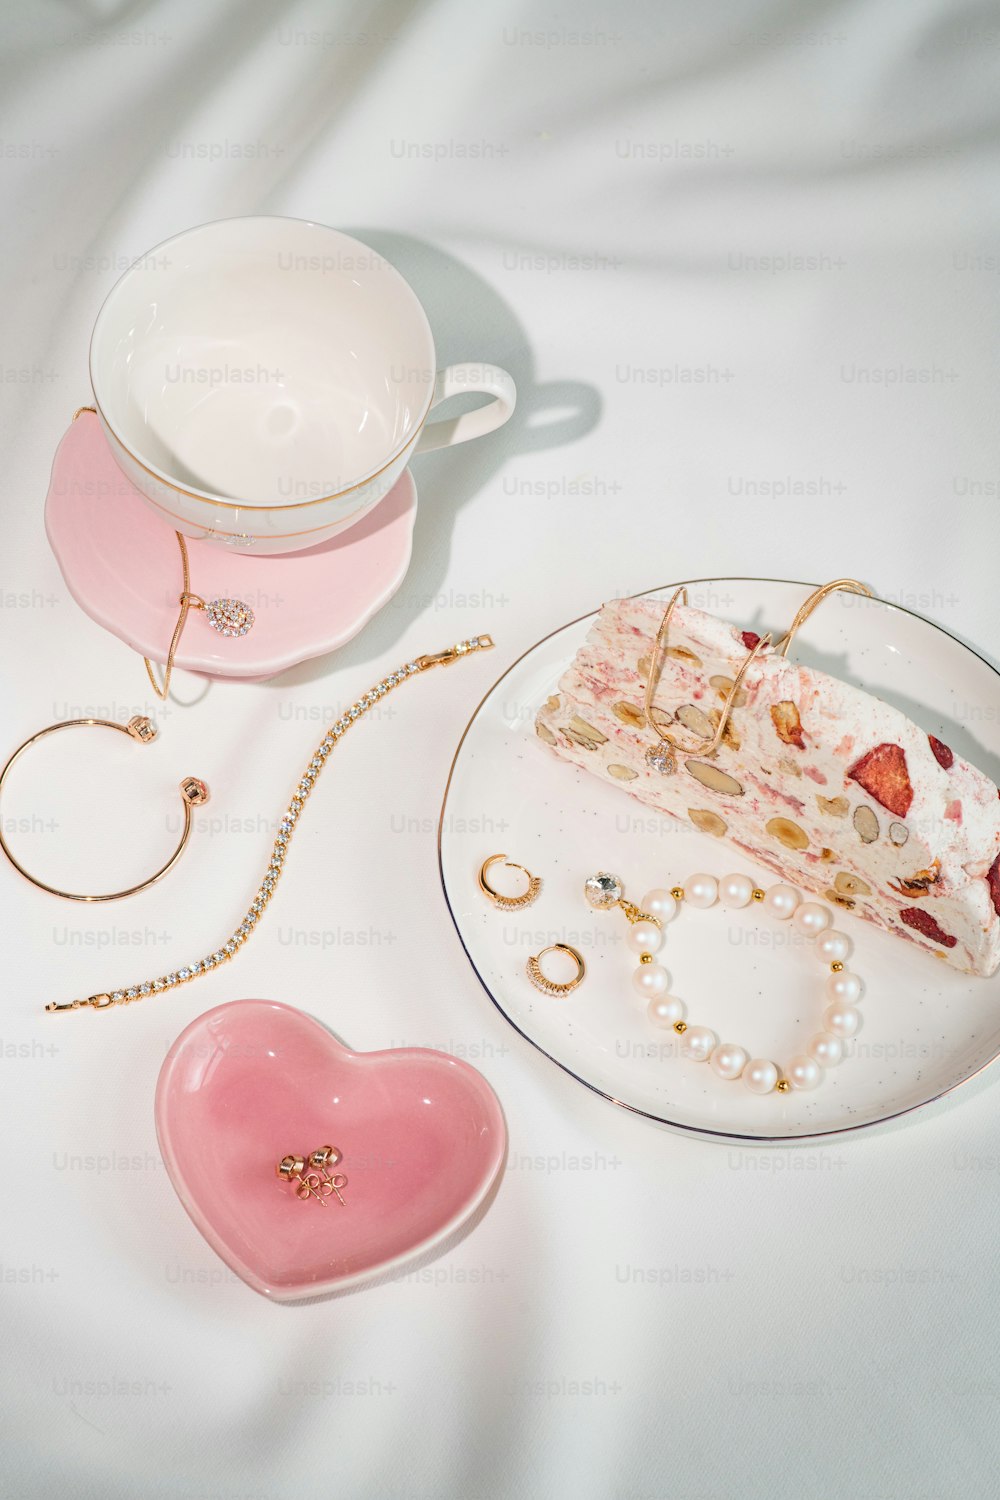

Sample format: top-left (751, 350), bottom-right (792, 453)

top-left (46, 635), bottom-right (493, 1014)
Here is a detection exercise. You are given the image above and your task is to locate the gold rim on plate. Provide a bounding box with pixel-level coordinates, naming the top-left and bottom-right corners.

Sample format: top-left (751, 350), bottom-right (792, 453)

top-left (437, 577), bottom-right (1000, 1145)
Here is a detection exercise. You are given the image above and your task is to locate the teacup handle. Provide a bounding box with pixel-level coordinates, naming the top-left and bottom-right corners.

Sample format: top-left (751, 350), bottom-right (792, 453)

top-left (414, 363), bottom-right (516, 454)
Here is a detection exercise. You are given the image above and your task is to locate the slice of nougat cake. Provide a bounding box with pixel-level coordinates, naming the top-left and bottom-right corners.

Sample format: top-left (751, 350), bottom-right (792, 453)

top-left (534, 595), bottom-right (1000, 976)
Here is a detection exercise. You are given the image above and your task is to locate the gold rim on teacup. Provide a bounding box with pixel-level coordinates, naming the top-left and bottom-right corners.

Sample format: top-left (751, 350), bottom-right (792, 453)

top-left (89, 216), bottom-right (516, 554)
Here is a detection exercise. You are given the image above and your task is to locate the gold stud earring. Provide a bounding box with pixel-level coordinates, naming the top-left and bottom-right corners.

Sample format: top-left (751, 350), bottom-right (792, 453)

top-left (478, 853), bottom-right (542, 910)
top-left (276, 1153), bottom-right (326, 1205)
top-left (308, 1145), bottom-right (348, 1206)
top-left (526, 943), bottom-right (586, 997)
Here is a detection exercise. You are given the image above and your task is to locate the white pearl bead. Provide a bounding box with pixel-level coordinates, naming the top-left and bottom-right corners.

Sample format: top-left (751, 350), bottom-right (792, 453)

top-left (641, 888), bottom-right (678, 924)
top-left (626, 919), bottom-right (663, 956)
top-left (824, 1003), bottom-right (861, 1039)
top-left (710, 1042), bottom-right (748, 1080)
top-left (681, 1025), bottom-right (717, 1062)
top-left (826, 969), bottom-right (863, 1005)
top-left (719, 873), bottom-right (754, 908)
top-left (816, 929), bottom-right (851, 965)
top-left (685, 874), bottom-right (718, 909)
top-left (792, 901), bottom-right (831, 937)
top-left (743, 1058), bottom-right (778, 1094)
top-left (647, 994), bottom-right (686, 1028)
top-left (762, 884), bottom-right (799, 920)
top-left (631, 962), bottom-right (670, 998)
top-left (788, 1054), bottom-right (823, 1090)
top-left (808, 1032), bottom-right (844, 1067)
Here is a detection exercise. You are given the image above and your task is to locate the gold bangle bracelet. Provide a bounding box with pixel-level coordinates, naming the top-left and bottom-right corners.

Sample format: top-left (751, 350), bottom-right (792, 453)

top-left (0, 715), bottom-right (209, 903)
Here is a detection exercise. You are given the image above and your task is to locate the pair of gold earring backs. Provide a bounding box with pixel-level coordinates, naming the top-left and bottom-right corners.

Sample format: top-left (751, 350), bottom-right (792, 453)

top-left (477, 853), bottom-right (586, 998)
top-left (276, 1145), bottom-right (348, 1206)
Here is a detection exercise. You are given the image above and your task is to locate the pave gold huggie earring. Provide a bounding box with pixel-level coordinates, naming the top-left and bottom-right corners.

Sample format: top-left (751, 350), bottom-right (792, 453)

top-left (0, 714), bottom-right (209, 903)
top-left (526, 943), bottom-right (586, 997)
top-left (478, 853), bottom-right (542, 910)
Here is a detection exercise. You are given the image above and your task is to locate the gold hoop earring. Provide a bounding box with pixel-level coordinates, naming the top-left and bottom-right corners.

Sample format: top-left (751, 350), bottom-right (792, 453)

top-left (0, 715), bottom-right (209, 903)
top-left (478, 853), bottom-right (542, 910)
top-left (526, 943), bottom-right (586, 996)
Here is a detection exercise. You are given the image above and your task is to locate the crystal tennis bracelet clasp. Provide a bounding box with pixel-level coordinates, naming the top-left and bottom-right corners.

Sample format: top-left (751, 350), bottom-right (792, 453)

top-left (417, 635), bottom-right (494, 670)
top-left (46, 993), bottom-right (116, 1012)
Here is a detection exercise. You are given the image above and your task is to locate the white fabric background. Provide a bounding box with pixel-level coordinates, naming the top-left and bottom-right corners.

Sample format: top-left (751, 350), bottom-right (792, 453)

top-left (2, 1), bottom-right (1000, 1496)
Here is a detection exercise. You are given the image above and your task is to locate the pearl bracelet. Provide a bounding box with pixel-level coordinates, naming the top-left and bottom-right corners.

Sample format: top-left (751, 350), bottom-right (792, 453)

top-left (584, 871), bottom-right (864, 1095)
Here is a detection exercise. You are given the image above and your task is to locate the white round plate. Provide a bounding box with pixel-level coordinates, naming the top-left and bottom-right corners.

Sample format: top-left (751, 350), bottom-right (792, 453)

top-left (439, 579), bottom-right (1000, 1143)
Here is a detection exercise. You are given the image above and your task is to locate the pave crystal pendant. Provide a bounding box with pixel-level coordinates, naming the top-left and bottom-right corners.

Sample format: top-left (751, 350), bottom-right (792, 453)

top-left (584, 871), bottom-right (624, 908)
top-left (203, 597), bottom-right (255, 637)
top-left (645, 743), bottom-right (676, 775)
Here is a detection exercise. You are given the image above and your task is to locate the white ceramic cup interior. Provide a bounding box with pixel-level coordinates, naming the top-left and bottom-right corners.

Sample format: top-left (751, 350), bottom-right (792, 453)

top-left (89, 217), bottom-right (514, 512)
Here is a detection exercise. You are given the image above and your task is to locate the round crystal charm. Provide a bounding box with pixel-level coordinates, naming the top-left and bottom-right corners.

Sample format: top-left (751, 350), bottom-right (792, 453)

top-left (204, 598), bottom-right (255, 637)
top-left (645, 743), bottom-right (675, 775)
top-left (585, 872), bottom-right (623, 908)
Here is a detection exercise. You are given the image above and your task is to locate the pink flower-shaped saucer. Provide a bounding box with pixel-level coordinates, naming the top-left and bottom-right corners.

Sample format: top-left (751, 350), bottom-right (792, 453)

top-left (154, 1000), bottom-right (506, 1300)
top-left (45, 412), bottom-right (417, 680)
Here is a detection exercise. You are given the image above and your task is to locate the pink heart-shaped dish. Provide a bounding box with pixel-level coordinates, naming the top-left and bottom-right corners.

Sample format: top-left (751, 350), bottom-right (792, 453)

top-left (155, 1000), bottom-right (506, 1300)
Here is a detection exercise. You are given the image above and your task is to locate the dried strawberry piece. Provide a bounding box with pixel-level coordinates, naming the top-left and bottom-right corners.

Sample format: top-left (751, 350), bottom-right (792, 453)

top-left (987, 853), bottom-right (1000, 918)
top-left (928, 735), bottom-right (954, 770)
top-left (741, 630), bottom-right (761, 650)
top-left (899, 907), bottom-right (957, 948)
top-left (848, 743), bottom-right (913, 818)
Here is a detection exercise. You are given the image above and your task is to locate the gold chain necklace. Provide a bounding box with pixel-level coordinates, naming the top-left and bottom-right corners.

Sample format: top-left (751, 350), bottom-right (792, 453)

top-left (144, 530), bottom-right (195, 702)
top-left (45, 635), bottom-right (494, 1013)
top-left (72, 409), bottom-right (254, 704)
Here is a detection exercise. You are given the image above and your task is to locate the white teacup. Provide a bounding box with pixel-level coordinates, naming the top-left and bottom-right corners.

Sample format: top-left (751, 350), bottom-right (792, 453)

top-left (89, 217), bottom-right (516, 555)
